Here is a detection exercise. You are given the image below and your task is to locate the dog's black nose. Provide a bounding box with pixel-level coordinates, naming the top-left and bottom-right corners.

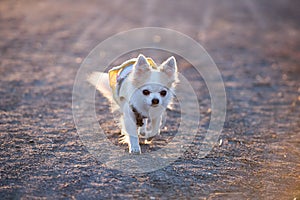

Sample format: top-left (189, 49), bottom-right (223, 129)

top-left (152, 98), bottom-right (159, 105)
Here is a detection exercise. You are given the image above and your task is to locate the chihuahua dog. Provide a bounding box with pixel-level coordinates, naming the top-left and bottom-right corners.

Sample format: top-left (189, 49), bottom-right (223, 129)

top-left (88, 54), bottom-right (178, 154)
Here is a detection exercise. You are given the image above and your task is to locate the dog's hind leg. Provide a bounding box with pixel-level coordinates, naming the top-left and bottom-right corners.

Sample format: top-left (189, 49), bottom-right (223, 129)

top-left (138, 118), bottom-right (149, 137)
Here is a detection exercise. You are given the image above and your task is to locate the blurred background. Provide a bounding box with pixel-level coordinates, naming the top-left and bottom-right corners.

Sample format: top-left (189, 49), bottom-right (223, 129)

top-left (0, 0), bottom-right (299, 199)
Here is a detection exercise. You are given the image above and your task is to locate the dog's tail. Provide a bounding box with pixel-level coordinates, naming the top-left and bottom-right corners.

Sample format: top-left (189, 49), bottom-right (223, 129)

top-left (87, 72), bottom-right (115, 104)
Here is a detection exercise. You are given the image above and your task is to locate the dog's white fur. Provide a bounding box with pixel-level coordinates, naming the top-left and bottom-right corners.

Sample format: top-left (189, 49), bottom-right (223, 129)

top-left (88, 54), bottom-right (178, 154)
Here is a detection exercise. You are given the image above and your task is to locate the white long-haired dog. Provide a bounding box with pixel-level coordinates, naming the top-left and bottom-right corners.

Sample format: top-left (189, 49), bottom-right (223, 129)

top-left (88, 54), bottom-right (178, 154)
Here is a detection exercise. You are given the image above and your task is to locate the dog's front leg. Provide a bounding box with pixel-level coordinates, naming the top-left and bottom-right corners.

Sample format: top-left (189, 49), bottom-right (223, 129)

top-left (151, 116), bottom-right (162, 136)
top-left (122, 104), bottom-right (141, 154)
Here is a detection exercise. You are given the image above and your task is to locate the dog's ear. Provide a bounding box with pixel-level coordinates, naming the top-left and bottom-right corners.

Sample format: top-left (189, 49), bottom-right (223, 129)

top-left (160, 56), bottom-right (177, 79)
top-left (133, 54), bottom-right (150, 75)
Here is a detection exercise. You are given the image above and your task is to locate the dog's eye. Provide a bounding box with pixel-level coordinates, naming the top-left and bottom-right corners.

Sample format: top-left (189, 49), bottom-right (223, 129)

top-left (142, 89), bottom-right (150, 96)
top-left (160, 90), bottom-right (167, 97)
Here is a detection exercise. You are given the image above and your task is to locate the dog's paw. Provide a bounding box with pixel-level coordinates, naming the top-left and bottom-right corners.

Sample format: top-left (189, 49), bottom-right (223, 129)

top-left (129, 145), bottom-right (141, 154)
top-left (138, 130), bottom-right (150, 139)
top-left (146, 130), bottom-right (160, 139)
top-left (139, 131), bottom-right (146, 137)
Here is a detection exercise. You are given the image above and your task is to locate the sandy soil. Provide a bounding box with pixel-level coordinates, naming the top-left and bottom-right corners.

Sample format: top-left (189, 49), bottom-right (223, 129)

top-left (0, 0), bottom-right (299, 199)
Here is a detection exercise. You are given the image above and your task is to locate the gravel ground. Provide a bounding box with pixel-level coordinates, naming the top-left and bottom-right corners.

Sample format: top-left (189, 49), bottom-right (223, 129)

top-left (0, 0), bottom-right (299, 199)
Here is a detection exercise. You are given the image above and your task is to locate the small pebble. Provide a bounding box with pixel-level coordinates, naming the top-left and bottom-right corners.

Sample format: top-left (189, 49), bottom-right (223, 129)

top-left (75, 57), bottom-right (82, 64)
top-left (219, 139), bottom-right (223, 146)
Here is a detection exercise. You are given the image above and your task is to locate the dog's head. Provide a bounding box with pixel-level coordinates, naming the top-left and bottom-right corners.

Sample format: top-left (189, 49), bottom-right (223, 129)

top-left (129, 54), bottom-right (178, 109)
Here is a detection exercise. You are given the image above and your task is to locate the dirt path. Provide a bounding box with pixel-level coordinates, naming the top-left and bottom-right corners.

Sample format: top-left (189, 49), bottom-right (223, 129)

top-left (0, 0), bottom-right (299, 199)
